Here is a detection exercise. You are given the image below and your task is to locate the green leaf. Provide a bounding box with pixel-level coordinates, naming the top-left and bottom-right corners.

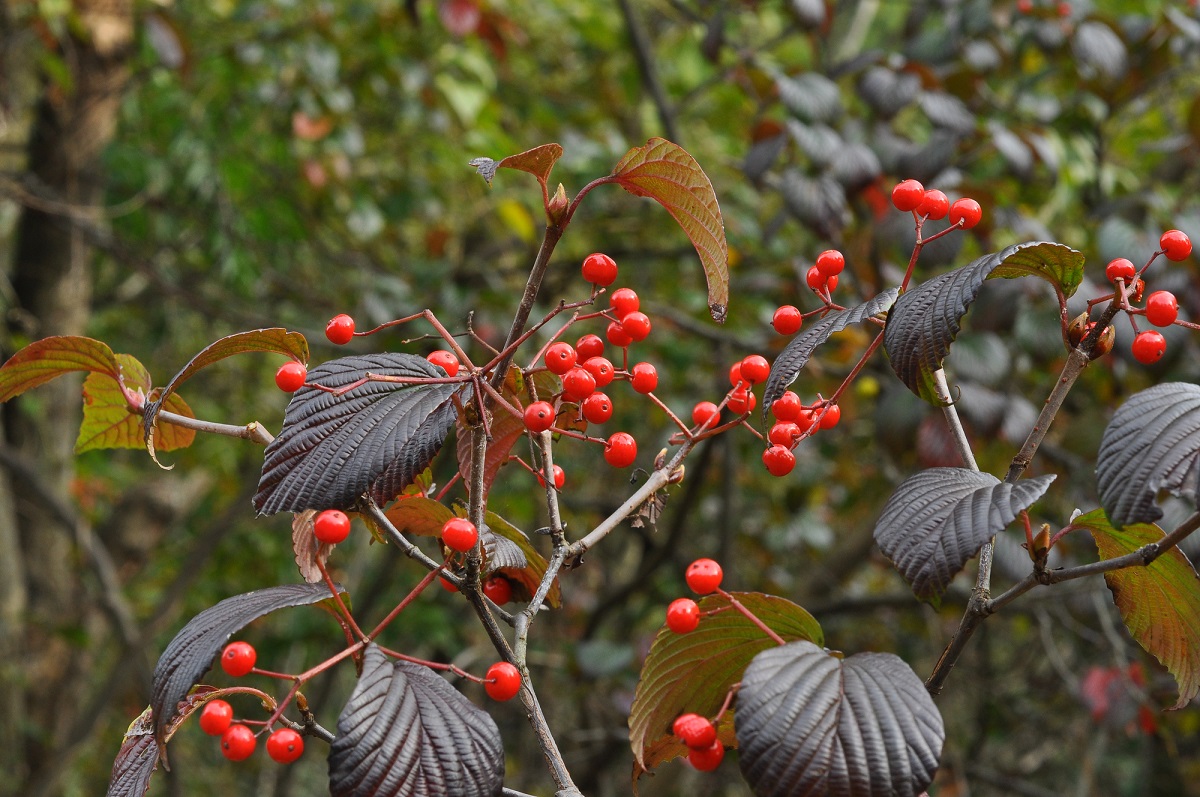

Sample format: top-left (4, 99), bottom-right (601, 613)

top-left (988, 241), bottom-right (1085, 299)
top-left (1076, 508), bottom-right (1200, 709)
top-left (485, 511), bottom-right (561, 609)
top-left (610, 138), bottom-right (729, 322)
top-left (78, 354), bottom-right (196, 454)
top-left (383, 496), bottom-right (455, 538)
top-left (0, 336), bottom-right (121, 402)
top-left (628, 592), bottom-right (822, 776)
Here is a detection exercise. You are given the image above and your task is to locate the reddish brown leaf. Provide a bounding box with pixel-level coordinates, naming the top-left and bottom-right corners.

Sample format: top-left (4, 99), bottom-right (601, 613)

top-left (78, 355), bottom-right (195, 454)
top-left (0, 335), bottom-right (121, 402)
top-left (497, 143), bottom-right (563, 184)
top-left (292, 509), bottom-right (334, 584)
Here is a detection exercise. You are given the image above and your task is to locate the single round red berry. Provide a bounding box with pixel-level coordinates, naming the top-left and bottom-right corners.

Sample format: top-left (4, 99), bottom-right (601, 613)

top-left (728, 362), bottom-right (744, 388)
top-left (772, 305), bottom-right (803, 335)
top-left (1131, 330), bottom-right (1167, 364)
top-left (629, 362), bottom-right (658, 393)
top-left (686, 558), bottom-right (723, 595)
top-left (826, 274), bottom-right (840, 293)
top-left (666, 598), bottom-right (700, 634)
top-left (604, 432), bottom-right (638, 468)
top-left (739, 354), bottom-right (770, 384)
top-left (275, 362), bottom-right (306, 393)
top-left (819, 403), bottom-right (842, 430)
top-left (427, 350), bottom-right (460, 377)
top-left (949, 198), bottom-right (982, 229)
top-left (606, 320), bottom-right (634, 348)
top-left (576, 334), bottom-right (605, 361)
top-left (485, 661), bottom-right (521, 701)
top-left (917, 189), bottom-right (949, 220)
top-left (798, 406), bottom-right (820, 433)
top-left (562, 367), bottom-right (598, 402)
top-left (221, 641), bottom-right (257, 677)
top-left (768, 422), bottom-right (800, 446)
top-left (483, 575), bottom-right (513, 605)
top-left (891, 179), bottom-right (925, 212)
top-left (610, 287), bottom-right (640, 318)
top-left (523, 401), bottom-right (557, 433)
top-left (687, 738), bottom-right (725, 771)
top-left (441, 517), bottom-right (478, 552)
top-left (325, 314), bottom-right (355, 345)
top-left (581, 252), bottom-right (619, 286)
top-left (620, 311), bottom-right (652, 342)
top-left (536, 464), bottom-right (566, 490)
top-left (582, 356), bottom-right (615, 387)
top-left (1017, 0), bottom-right (1033, 12)
top-left (266, 728), bottom-right (304, 764)
top-left (1160, 229), bottom-right (1192, 261)
top-left (727, 388), bottom-right (756, 415)
top-left (692, 401), bottom-right (720, 429)
top-left (673, 713), bottom-right (718, 750)
top-left (762, 445), bottom-right (796, 477)
top-left (1145, 290), bottom-right (1179, 327)
top-left (313, 509), bottom-right (351, 544)
top-left (543, 342), bottom-right (577, 375)
top-left (806, 265), bottom-right (826, 291)
top-left (815, 249), bottom-right (845, 277)
top-left (198, 699), bottom-right (234, 736)
top-left (439, 576), bottom-right (459, 593)
top-left (1105, 258), bottom-right (1136, 284)
top-left (771, 391), bottom-right (802, 422)
top-left (220, 723), bottom-right (257, 762)
top-left (581, 392), bottom-right (613, 424)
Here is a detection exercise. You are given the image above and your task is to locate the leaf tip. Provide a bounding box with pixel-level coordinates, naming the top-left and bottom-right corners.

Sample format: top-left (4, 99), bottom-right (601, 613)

top-left (469, 157), bottom-right (497, 186)
top-left (709, 302), bottom-right (728, 324)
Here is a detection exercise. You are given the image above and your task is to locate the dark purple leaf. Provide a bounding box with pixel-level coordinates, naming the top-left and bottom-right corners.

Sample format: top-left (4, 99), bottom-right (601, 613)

top-left (107, 708), bottom-right (157, 797)
top-left (918, 91), bottom-right (975, 134)
top-left (780, 171), bottom-right (848, 237)
top-left (787, 120), bottom-right (842, 169)
top-left (857, 66), bottom-right (920, 118)
top-left (329, 645), bottom-right (504, 797)
top-left (830, 142), bottom-right (882, 191)
top-left (1096, 382), bottom-right (1200, 528)
top-left (254, 353), bottom-right (462, 514)
top-left (777, 72), bottom-right (843, 124)
top-left (1072, 21), bottom-right (1128, 81)
top-left (743, 132), bottom-right (787, 183)
top-left (735, 641), bottom-right (944, 797)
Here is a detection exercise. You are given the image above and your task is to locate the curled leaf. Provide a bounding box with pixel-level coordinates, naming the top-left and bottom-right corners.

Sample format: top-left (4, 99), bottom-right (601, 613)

top-left (78, 354), bottom-right (195, 454)
top-left (0, 335), bottom-right (121, 402)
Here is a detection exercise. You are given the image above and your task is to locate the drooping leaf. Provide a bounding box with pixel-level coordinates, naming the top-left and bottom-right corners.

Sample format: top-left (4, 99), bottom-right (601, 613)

top-left (254, 353), bottom-right (462, 515)
top-left (151, 583), bottom-right (342, 752)
top-left (884, 242), bottom-right (1083, 405)
top-left (107, 707), bottom-right (157, 797)
top-left (143, 328), bottom-right (308, 460)
top-left (0, 335), bottom-right (120, 402)
top-left (762, 289), bottom-right (899, 420)
top-left (629, 592), bottom-right (822, 775)
top-left (385, 496), bottom-right (457, 538)
top-left (873, 468), bottom-right (1055, 602)
top-left (292, 509), bottom-right (334, 584)
top-left (485, 511), bottom-right (559, 607)
top-left (610, 138), bottom-right (729, 322)
top-left (328, 644), bottom-right (504, 797)
top-left (1096, 382), bottom-right (1200, 528)
top-left (456, 368), bottom-right (557, 497)
top-left (78, 355), bottom-right (195, 454)
top-left (1075, 509), bottom-right (1200, 709)
top-left (735, 641), bottom-right (944, 797)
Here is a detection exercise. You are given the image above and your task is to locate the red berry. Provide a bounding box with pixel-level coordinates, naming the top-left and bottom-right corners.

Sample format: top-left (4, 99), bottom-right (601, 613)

top-left (604, 432), bottom-right (638, 468)
top-left (826, 274), bottom-right (840, 293)
top-left (485, 661), bottom-right (521, 701)
top-left (891, 179), bottom-right (925, 212)
top-left (544, 342), bottom-right (577, 375)
top-left (728, 362), bottom-right (744, 388)
top-left (562, 367), bottom-right (598, 401)
top-left (630, 362), bottom-right (658, 393)
top-left (266, 728), bottom-right (304, 764)
top-left (1017, 0), bottom-right (1033, 12)
top-left (582, 252), bottom-right (619, 286)
top-left (482, 575), bottom-right (513, 605)
top-left (275, 362), bottom-right (306, 392)
top-left (666, 598), bottom-right (700, 633)
top-left (606, 320), bottom-right (634, 348)
top-left (798, 406), bottom-right (820, 433)
top-left (1145, 291), bottom-right (1179, 327)
top-left (739, 354), bottom-right (770, 384)
top-left (523, 401), bottom-right (557, 433)
top-left (581, 392), bottom-right (613, 424)
top-left (687, 738), bottom-right (725, 771)
top-left (427, 350), bottom-right (460, 377)
top-left (917, 189), bottom-right (949, 220)
top-left (772, 305), bottom-right (803, 335)
top-left (762, 445), bottom-right (796, 477)
top-left (620, 311), bottom-right (652, 342)
top-left (221, 641), bottom-right (257, 677)
top-left (441, 517), bottom-right (478, 552)
top-left (1105, 258), bottom-right (1137, 283)
top-left (686, 558), bottom-right (723, 595)
top-left (576, 334), bottom-right (605, 361)
top-left (325, 314), bottom-right (355, 345)
top-left (727, 388), bottom-right (756, 414)
top-left (771, 391), bottom-right (802, 422)
top-left (806, 265), bottom-right (826, 291)
top-left (220, 723), bottom-right (257, 761)
top-left (313, 509), bottom-right (351, 544)
top-left (673, 714), bottom-right (717, 749)
top-left (815, 249), bottom-right (845, 277)
top-left (1131, 330), bottom-right (1167, 364)
top-left (439, 576), bottom-right (459, 593)
top-left (768, 422), bottom-right (800, 446)
top-left (692, 401), bottom-right (720, 429)
top-left (582, 356), bottom-right (615, 387)
top-left (536, 464), bottom-right (566, 490)
top-left (198, 700), bottom-right (234, 736)
top-left (610, 287), bottom-right (640, 318)
top-left (1160, 229), bottom-right (1192, 261)
top-left (949, 198), bottom-right (982, 229)
top-left (819, 403), bottom-right (842, 430)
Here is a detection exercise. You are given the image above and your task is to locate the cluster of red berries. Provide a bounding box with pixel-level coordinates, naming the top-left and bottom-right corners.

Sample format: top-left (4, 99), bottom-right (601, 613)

top-left (892, 178), bottom-right (982, 229)
top-left (665, 558), bottom-right (723, 635)
top-left (805, 249), bottom-right (844, 295)
top-left (199, 642), bottom-right (307, 763)
top-left (1099, 230), bottom-right (1192, 365)
top-left (762, 390), bottom-right (841, 477)
top-left (673, 712), bottom-right (724, 771)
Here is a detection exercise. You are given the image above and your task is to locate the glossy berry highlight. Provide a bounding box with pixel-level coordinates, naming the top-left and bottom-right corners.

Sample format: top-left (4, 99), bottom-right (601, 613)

top-left (575, 334), bottom-right (604, 361)
top-left (771, 391), bottom-right (802, 422)
top-left (605, 320), bottom-right (634, 348)
top-left (198, 700), bottom-right (234, 736)
top-left (1105, 258), bottom-right (1136, 284)
top-left (581, 392), bottom-right (613, 424)
top-left (562, 367), bottom-right (598, 402)
top-left (543, 342), bottom-right (577, 375)
top-left (604, 432), bottom-right (637, 468)
top-left (739, 354), bottom-right (770, 384)
top-left (536, 464), bottom-right (565, 490)
top-left (815, 249), bottom-right (845, 277)
top-left (427, 350), bottom-right (460, 377)
top-left (582, 356), bottom-right (615, 387)
top-left (266, 728), bottom-right (304, 764)
top-left (685, 559), bottom-right (723, 595)
top-left (917, 189), bottom-right (949, 220)
top-left (673, 713), bottom-right (717, 750)
top-left (891, 179), bottom-right (924, 212)
top-left (325, 314), bottom-right (355, 345)
top-left (485, 661), bottom-right (521, 701)
top-left (441, 517), bottom-right (478, 552)
top-left (1131, 330), bottom-right (1166, 364)
top-left (949, 198), bottom-right (982, 229)
top-left (581, 252), bottom-right (618, 286)
top-left (666, 598), bottom-right (701, 634)
top-left (762, 445), bottom-right (796, 477)
top-left (609, 287), bottom-right (640, 318)
top-left (630, 362), bottom-right (658, 394)
top-left (772, 305), bottom-right (803, 335)
top-left (220, 724), bottom-right (257, 761)
top-left (523, 401), bottom-right (556, 433)
top-left (1160, 229), bottom-right (1192, 261)
top-left (483, 575), bottom-right (513, 605)
top-left (687, 739), bottom-right (725, 771)
top-left (692, 401), bottom-right (720, 429)
top-left (275, 362), bottom-right (306, 393)
top-left (313, 509), bottom-right (351, 544)
top-left (220, 641), bottom-right (257, 677)
top-left (620, 311), bottom-right (652, 342)
top-left (1145, 291), bottom-right (1179, 327)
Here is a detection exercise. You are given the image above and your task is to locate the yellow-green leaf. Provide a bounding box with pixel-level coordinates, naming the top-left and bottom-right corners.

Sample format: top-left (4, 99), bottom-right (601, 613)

top-left (0, 335), bottom-right (120, 402)
top-left (77, 354), bottom-right (195, 454)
